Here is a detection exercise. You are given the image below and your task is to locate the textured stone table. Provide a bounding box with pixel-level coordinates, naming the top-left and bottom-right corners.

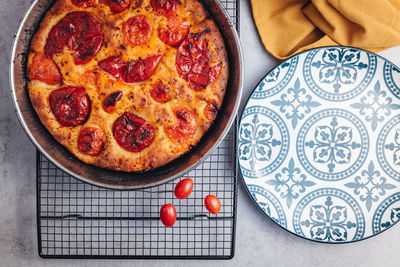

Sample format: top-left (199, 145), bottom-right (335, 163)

top-left (1, 0), bottom-right (400, 266)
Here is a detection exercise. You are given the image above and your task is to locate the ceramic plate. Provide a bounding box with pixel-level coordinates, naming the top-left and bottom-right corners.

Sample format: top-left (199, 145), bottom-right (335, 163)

top-left (238, 46), bottom-right (400, 243)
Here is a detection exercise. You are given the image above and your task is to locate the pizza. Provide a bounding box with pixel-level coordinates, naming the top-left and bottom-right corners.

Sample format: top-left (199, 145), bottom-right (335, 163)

top-left (27, 0), bottom-right (228, 172)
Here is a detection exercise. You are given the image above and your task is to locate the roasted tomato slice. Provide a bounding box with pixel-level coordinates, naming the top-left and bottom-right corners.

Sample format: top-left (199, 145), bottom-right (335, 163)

top-left (49, 86), bottom-right (91, 127)
top-left (72, 0), bottom-right (96, 8)
top-left (113, 112), bottom-right (155, 152)
top-left (204, 100), bottom-right (219, 121)
top-left (78, 127), bottom-right (105, 156)
top-left (98, 56), bottom-right (126, 78)
top-left (103, 91), bottom-right (123, 113)
top-left (29, 52), bottom-right (62, 85)
top-left (99, 55), bottom-right (161, 83)
top-left (176, 33), bottom-right (214, 91)
top-left (100, 0), bottom-right (131, 13)
top-left (123, 15), bottom-right (152, 46)
top-left (151, 0), bottom-right (179, 17)
top-left (165, 106), bottom-right (197, 143)
top-left (121, 55), bottom-right (162, 83)
top-left (150, 80), bottom-right (171, 103)
top-left (209, 63), bottom-right (222, 83)
top-left (44, 11), bottom-right (103, 65)
top-left (75, 34), bottom-right (104, 65)
top-left (158, 16), bottom-right (189, 47)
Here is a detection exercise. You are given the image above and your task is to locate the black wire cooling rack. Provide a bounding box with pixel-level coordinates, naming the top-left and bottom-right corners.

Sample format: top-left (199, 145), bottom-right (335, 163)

top-left (37, 0), bottom-right (239, 259)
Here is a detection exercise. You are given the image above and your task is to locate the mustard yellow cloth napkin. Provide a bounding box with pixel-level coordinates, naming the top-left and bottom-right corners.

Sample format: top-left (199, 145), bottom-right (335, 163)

top-left (251, 0), bottom-right (400, 59)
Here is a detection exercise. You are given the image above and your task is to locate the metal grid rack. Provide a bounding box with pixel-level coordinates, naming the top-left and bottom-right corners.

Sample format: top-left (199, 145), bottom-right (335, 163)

top-left (37, 0), bottom-right (239, 259)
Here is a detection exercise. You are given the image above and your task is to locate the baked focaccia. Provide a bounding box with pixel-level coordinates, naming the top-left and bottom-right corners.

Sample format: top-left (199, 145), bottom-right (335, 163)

top-left (27, 0), bottom-right (228, 171)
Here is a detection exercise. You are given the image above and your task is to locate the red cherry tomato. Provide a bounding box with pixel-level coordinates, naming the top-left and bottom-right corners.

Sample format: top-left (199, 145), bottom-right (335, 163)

top-left (123, 15), bottom-right (152, 46)
top-left (29, 52), bottom-right (62, 85)
top-left (98, 56), bottom-right (125, 78)
top-left (44, 11), bottom-right (103, 65)
top-left (102, 91), bottom-right (122, 113)
top-left (151, 0), bottom-right (179, 17)
top-left (204, 100), bottom-right (219, 121)
top-left (72, 0), bottom-right (96, 8)
top-left (160, 203), bottom-right (177, 227)
top-left (165, 106), bottom-right (198, 143)
top-left (112, 112), bottom-right (155, 152)
top-left (121, 55), bottom-right (162, 83)
top-left (176, 33), bottom-right (211, 91)
top-left (99, 55), bottom-right (161, 83)
top-left (158, 16), bottom-right (189, 47)
top-left (209, 63), bottom-right (222, 83)
top-left (100, 0), bottom-right (131, 13)
top-left (205, 195), bottom-right (221, 214)
top-left (74, 34), bottom-right (104, 65)
top-left (150, 80), bottom-right (171, 103)
top-left (49, 86), bottom-right (91, 127)
top-left (77, 127), bottom-right (105, 156)
top-left (174, 178), bottom-right (193, 199)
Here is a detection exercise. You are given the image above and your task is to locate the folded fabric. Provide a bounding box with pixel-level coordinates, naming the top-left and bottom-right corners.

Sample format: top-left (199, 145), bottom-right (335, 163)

top-left (251, 0), bottom-right (400, 59)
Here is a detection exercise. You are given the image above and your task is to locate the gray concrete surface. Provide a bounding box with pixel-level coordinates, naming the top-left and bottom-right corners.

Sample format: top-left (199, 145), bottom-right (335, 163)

top-left (1, 0), bottom-right (400, 266)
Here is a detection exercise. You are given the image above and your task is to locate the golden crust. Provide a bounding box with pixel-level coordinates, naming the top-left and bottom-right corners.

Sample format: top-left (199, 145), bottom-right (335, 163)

top-left (27, 0), bottom-right (228, 172)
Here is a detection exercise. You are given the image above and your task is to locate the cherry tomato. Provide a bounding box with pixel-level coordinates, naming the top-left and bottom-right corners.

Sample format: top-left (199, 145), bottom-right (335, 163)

top-left (151, 0), bottom-right (179, 17)
top-left (121, 55), bottom-right (162, 83)
top-left (100, 0), bottom-right (131, 13)
top-left (150, 80), bottom-right (171, 103)
top-left (160, 203), bottom-right (177, 227)
top-left (49, 86), bottom-right (91, 127)
top-left (72, 0), bottom-right (96, 8)
top-left (103, 91), bottom-right (122, 113)
top-left (158, 16), bottom-right (189, 47)
top-left (205, 195), bottom-right (221, 214)
top-left (98, 56), bottom-right (125, 78)
top-left (176, 33), bottom-right (211, 91)
top-left (204, 100), bottom-right (219, 121)
top-left (112, 112), bottom-right (155, 152)
top-left (123, 15), bottom-right (152, 46)
top-left (99, 55), bottom-right (161, 83)
top-left (74, 34), bottom-right (104, 65)
top-left (165, 106), bottom-right (197, 143)
top-left (78, 127), bottom-right (105, 156)
top-left (174, 178), bottom-right (193, 199)
top-left (44, 11), bottom-right (103, 65)
top-left (29, 52), bottom-right (62, 85)
top-left (209, 63), bottom-right (222, 83)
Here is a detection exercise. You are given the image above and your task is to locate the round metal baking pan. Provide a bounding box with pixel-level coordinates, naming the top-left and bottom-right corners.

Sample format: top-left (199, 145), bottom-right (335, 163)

top-left (10, 0), bottom-right (243, 189)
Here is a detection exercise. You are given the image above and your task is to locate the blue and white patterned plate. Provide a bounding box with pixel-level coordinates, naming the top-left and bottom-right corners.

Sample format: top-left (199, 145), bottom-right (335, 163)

top-left (238, 46), bottom-right (400, 243)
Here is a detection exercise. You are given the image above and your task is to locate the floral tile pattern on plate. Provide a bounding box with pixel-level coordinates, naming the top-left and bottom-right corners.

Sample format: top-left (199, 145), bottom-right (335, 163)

top-left (239, 46), bottom-right (400, 243)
